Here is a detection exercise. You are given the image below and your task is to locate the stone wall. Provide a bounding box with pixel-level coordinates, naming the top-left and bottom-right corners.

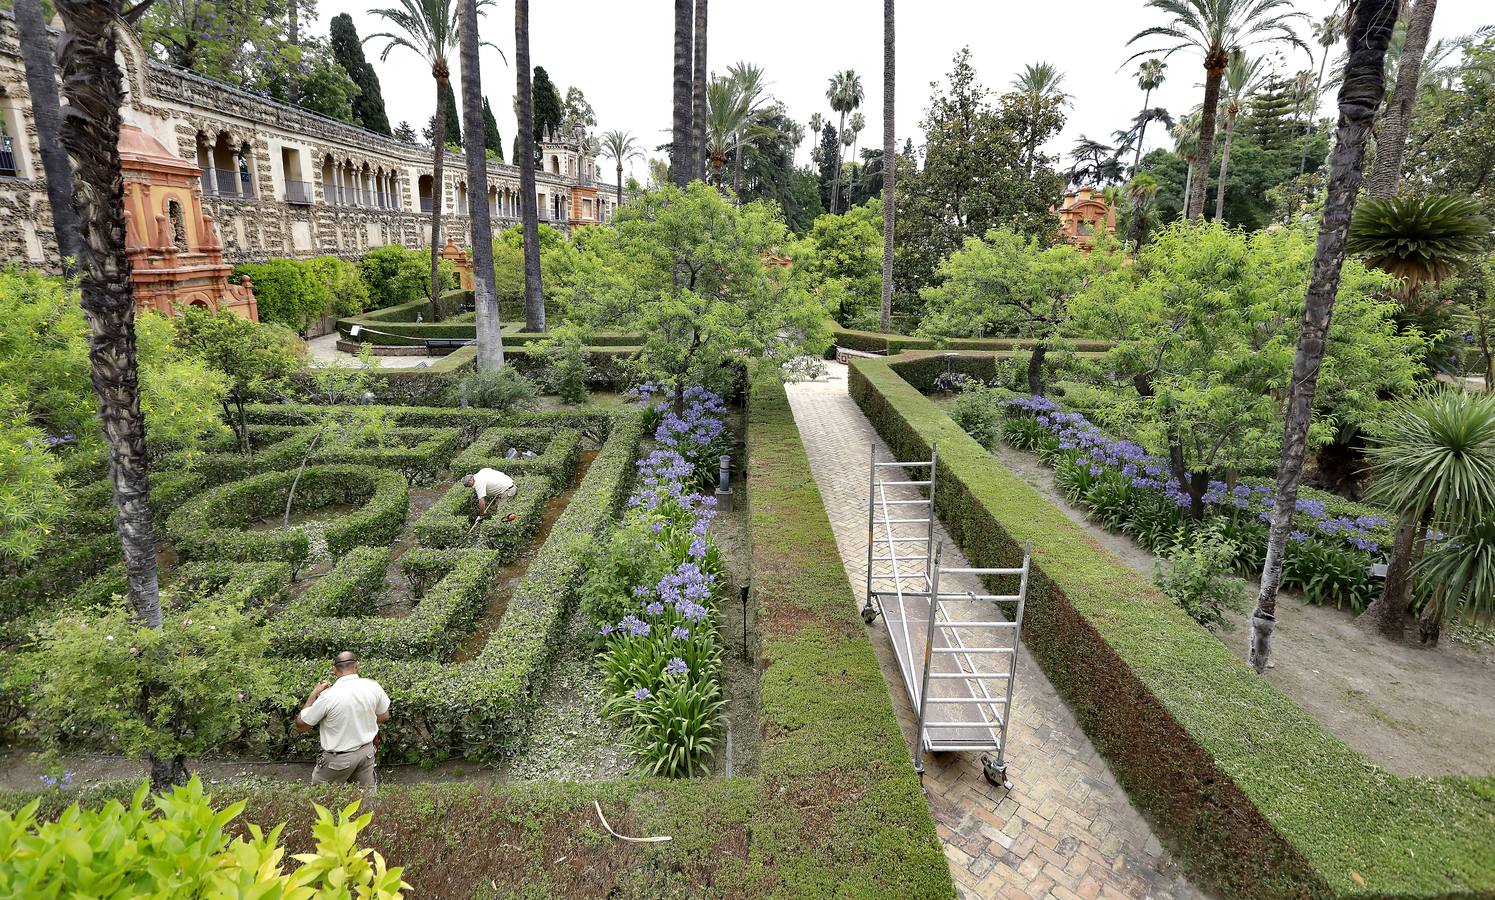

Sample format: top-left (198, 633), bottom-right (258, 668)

top-left (0, 13), bottom-right (615, 271)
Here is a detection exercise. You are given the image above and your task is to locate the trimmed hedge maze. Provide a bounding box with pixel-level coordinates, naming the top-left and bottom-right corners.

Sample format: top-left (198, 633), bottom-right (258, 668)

top-left (849, 353), bottom-right (1495, 899)
top-left (4, 402), bottom-right (638, 764)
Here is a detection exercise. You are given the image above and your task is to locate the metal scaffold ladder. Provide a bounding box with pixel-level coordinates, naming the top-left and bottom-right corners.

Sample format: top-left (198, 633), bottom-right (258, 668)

top-left (861, 445), bottom-right (1031, 790)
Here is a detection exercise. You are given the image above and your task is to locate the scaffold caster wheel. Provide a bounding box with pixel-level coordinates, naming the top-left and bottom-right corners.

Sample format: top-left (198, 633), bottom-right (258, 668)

top-left (861, 604), bottom-right (879, 625)
top-left (981, 754), bottom-right (1011, 790)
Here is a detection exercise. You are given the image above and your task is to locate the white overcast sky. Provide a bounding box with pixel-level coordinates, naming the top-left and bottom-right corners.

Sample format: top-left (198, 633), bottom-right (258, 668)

top-left (314, 0), bottom-right (1489, 184)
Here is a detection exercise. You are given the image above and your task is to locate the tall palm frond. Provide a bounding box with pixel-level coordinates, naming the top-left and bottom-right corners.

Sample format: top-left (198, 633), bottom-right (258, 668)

top-left (1011, 60), bottom-right (1070, 104)
top-left (1367, 389), bottom-right (1495, 527)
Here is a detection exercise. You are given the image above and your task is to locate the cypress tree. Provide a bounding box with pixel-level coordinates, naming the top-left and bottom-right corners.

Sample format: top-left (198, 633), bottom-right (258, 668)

top-left (482, 97), bottom-right (504, 161)
top-left (531, 66), bottom-right (563, 143)
top-left (329, 13), bottom-right (391, 136)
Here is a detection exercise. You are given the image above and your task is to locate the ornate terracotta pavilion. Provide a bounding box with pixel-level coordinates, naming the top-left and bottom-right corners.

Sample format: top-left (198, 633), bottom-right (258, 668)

top-left (119, 124), bottom-right (257, 320)
top-left (1053, 186), bottom-right (1117, 250)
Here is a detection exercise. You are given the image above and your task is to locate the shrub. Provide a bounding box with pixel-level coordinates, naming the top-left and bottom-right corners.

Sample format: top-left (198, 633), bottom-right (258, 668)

top-left (950, 380), bottom-right (1004, 449)
top-left (308, 255), bottom-right (372, 317)
top-left (171, 560), bottom-right (292, 613)
top-left (233, 260), bottom-right (329, 333)
top-left (359, 245), bottom-right (451, 310)
top-left (412, 473), bottom-right (555, 556)
top-left (6, 597), bottom-right (274, 781)
top-left (1153, 525), bottom-right (1248, 631)
top-left (0, 778), bottom-right (407, 897)
top-left (535, 322), bottom-right (593, 404)
top-left (449, 367), bottom-right (540, 411)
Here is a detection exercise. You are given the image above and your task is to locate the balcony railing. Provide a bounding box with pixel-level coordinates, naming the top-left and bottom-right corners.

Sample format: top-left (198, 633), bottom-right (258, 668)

top-left (285, 180), bottom-right (312, 205)
top-left (204, 167), bottom-right (255, 199)
top-left (419, 197), bottom-right (434, 213)
top-left (577, 173), bottom-right (594, 187)
top-left (0, 136), bottom-right (17, 178)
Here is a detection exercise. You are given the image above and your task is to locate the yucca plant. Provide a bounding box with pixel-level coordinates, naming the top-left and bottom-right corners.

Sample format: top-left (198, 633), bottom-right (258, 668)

top-left (1346, 194), bottom-right (1491, 297)
top-left (1360, 389), bottom-right (1495, 643)
top-left (1414, 517), bottom-right (1495, 644)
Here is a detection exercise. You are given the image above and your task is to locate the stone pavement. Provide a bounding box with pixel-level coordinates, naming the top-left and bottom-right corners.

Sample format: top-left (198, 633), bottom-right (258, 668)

top-left (784, 363), bottom-right (1199, 900)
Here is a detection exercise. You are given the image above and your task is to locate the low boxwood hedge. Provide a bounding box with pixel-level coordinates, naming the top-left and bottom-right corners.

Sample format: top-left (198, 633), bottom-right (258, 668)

top-left (171, 560), bottom-right (293, 612)
top-left (243, 402), bottom-right (613, 448)
top-left (849, 353), bottom-right (1495, 898)
top-left (831, 322), bottom-right (1115, 356)
top-left (448, 426), bottom-right (582, 483)
top-left (166, 465), bottom-right (409, 573)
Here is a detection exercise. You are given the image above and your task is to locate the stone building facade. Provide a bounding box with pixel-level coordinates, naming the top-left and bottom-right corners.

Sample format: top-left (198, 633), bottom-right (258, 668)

top-left (0, 13), bottom-right (613, 271)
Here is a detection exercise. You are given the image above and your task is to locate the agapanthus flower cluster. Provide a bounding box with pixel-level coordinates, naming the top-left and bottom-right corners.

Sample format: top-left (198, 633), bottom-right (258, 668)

top-left (1005, 395), bottom-right (1390, 554)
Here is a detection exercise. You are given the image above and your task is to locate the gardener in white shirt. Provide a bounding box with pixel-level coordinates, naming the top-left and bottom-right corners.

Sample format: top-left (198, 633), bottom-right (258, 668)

top-left (463, 467), bottom-right (516, 517)
top-left (295, 651), bottom-right (391, 789)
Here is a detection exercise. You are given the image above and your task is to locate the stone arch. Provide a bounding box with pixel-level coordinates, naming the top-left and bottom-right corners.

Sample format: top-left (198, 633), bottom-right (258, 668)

top-left (418, 174), bottom-right (434, 213)
top-left (550, 154), bottom-right (560, 174)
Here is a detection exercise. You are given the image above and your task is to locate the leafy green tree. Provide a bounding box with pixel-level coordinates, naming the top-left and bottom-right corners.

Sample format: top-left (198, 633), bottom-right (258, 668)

top-left (814, 122), bottom-right (840, 210)
top-left (329, 12), bottom-right (392, 135)
top-left (1403, 35), bottom-right (1495, 206)
top-left (566, 183), bottom-right (825, 407)
top-left (894, 49), bottom-right (1064, 300)
top-left (0, 779), bottom-right (409, 897)
top-left (1008, 61), bottom-right (1070, 179)
top-left (173, 306), bottom-right (303, 453)
top-left (135, 0), bottom-right (288, 90)
top-left (393, 120), bottom-right (418, 143)
top-left (562, 84), bottom-right (596, 130)
top-left (0, 399), bottom-right (66, 564)
top-left (789, 200), bottom-right (883, 328)
top-left (1071, 222), bottom-right (1418, 519)
top-left (481, 96), bottom-right (504, 161)
top-left (10, 597), bottom-right (272, 788)
top-left (232, 259), bottom-right (329, 333)
top-left (295, 45), bottom-right (361, 124)
top-left (919, 228), bottom-right (1123, 395)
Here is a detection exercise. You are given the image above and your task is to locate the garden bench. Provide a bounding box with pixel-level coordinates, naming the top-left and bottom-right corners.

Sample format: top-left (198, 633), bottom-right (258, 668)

top-left (425, 338), bottom-right (475, 353)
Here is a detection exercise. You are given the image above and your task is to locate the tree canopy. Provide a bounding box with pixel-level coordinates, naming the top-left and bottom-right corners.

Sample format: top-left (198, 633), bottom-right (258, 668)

top-left (329, 13), bottom-right (392, 135)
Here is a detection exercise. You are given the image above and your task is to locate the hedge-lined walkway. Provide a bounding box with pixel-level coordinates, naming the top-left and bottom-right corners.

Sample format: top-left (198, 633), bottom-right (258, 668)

top-left (786, 363), bottom-right (1197, 900)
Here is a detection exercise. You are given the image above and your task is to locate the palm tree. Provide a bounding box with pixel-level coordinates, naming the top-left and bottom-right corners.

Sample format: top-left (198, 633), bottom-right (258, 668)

top-left (1126, 173), bottom-right (1160, 250)
top-left (1131, 58), bottom-right (1168, 172)
top-left (462, 0), bottom-right (505, 367)
top-left (1011, 61), bottom-right (1069, 179)
top-left (691, 0), bottom-right (709, 181)
top-left (53, 0), bottom-right (163, 632)
top-left (880, 0), bottom-right (895, 334)
top-left (726, 61), bottom-right (771, 195)
top-left (1299, 12), bottom-right (1345, 179)
top-left (1172, 110), bottom-right (1201, 216)
top-left (704, 76), bottom-right (752, 187)
top-left (513, 0), bottom-right (544, 331)
top-left (601, 129), bottom-right (644, 208)
top-left (1214, 50), bottom-right (1268, 220)
top-left (1359, 390), bottom-right (1495, 643)
top-left (14, 0), bottom-right (81, 268)
top-left (826, 69), bottom-right (864, 214)
top-left (369, 0), bottom-right (479, 322)
top-left (1346, 194), bottom-right (1491, 297)
top-left (1368, 0), bottom-right (1439, 198)
top-left (671, 0), bottom-right (694, 187)
top-left (1128, 0), bottom-right (1306, 221)
top-left (1246, 0), bottom-right (1400, 675)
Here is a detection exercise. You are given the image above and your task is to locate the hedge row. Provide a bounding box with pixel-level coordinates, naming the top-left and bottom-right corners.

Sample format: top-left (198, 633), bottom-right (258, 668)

top-left (166, 465), bottom-right (410, 574)
top-left (448, 426), bottom-right (581, 483)
top-left (171, 560), bottom-right (293, 613)
top-left (849, 354), bottom-right (1495, 898)
top-left (266, 547), bottom-right (501, 661)
top-left (244, 402), bottom-right (614, 448)
top-left (831, 322), bottom-right (1114, 355)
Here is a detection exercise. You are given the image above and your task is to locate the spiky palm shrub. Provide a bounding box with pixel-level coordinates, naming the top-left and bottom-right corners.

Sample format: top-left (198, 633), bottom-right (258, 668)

top-left (1415, 517), bottom-right (1495, 644)
top-left (1346, 194), bottom-right (1491, 296)
top-left (1360, 389), bottom-right (1495, 643)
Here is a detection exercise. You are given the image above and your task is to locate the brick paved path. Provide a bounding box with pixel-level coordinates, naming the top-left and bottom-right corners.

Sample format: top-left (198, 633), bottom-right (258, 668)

top-left (785, 364), bottom-right (1199, 900)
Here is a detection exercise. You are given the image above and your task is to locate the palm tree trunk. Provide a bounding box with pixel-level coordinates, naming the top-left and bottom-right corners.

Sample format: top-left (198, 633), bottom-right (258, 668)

top-left (464, 0), bottom-right (504, 368)
top-left (1247, 0), bottom-right (1400, 675)
top-left (880, 0), bottom-right (895, 334)
top-left (429, 72), bottom-right (448, 322)
top-left (1367, 0), bottom-right (1437, 198)
top-left (1182, 158), bottom-right (1194, 218)
top-left (691, 0), bottom-right (708, 182)
top-left (670, 0), bottom-right (694, 187)
top-left (733, 147), bottom-right (744, 195)
top-left (55, 0), bottom-right (163, 629)
top-left (1359, 505), bottom-right (1423, 639)
top-left (1214, 117), bottom-right (1236, 220)
top-left (515, 0), bottom-right (545, 332)
top-left (616, 163), bottom-right (624, 207)
top-left (1299, 48), bottom-right (1331, 178)
top-left (1188, 58), bottom-right (1226, 221)
top-left (1132, 87), bottom-right (1153, 174)
top-left (14, 0), bottom-right (82, 269)
top-left (831, 110), bottom-right (847, 214)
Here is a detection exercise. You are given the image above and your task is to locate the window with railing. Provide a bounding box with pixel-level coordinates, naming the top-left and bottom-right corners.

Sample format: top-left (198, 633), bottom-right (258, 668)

top-left (285, 180), bottom-right (312, 205)
top-left (0, 135), bottom-right (18, 178)
top-left (420, 197), bottom-right (433, 213)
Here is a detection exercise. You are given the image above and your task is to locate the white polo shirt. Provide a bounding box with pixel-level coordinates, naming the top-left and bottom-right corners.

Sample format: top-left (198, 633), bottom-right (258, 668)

top-left (300, 673), bottom-right (390, 752)
top-left (471, 467), bottom-right (515, 500)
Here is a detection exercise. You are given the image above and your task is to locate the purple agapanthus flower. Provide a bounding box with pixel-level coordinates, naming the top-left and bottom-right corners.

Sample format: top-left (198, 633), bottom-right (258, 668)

top-left (665, 656), bottom-right (688, 676)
